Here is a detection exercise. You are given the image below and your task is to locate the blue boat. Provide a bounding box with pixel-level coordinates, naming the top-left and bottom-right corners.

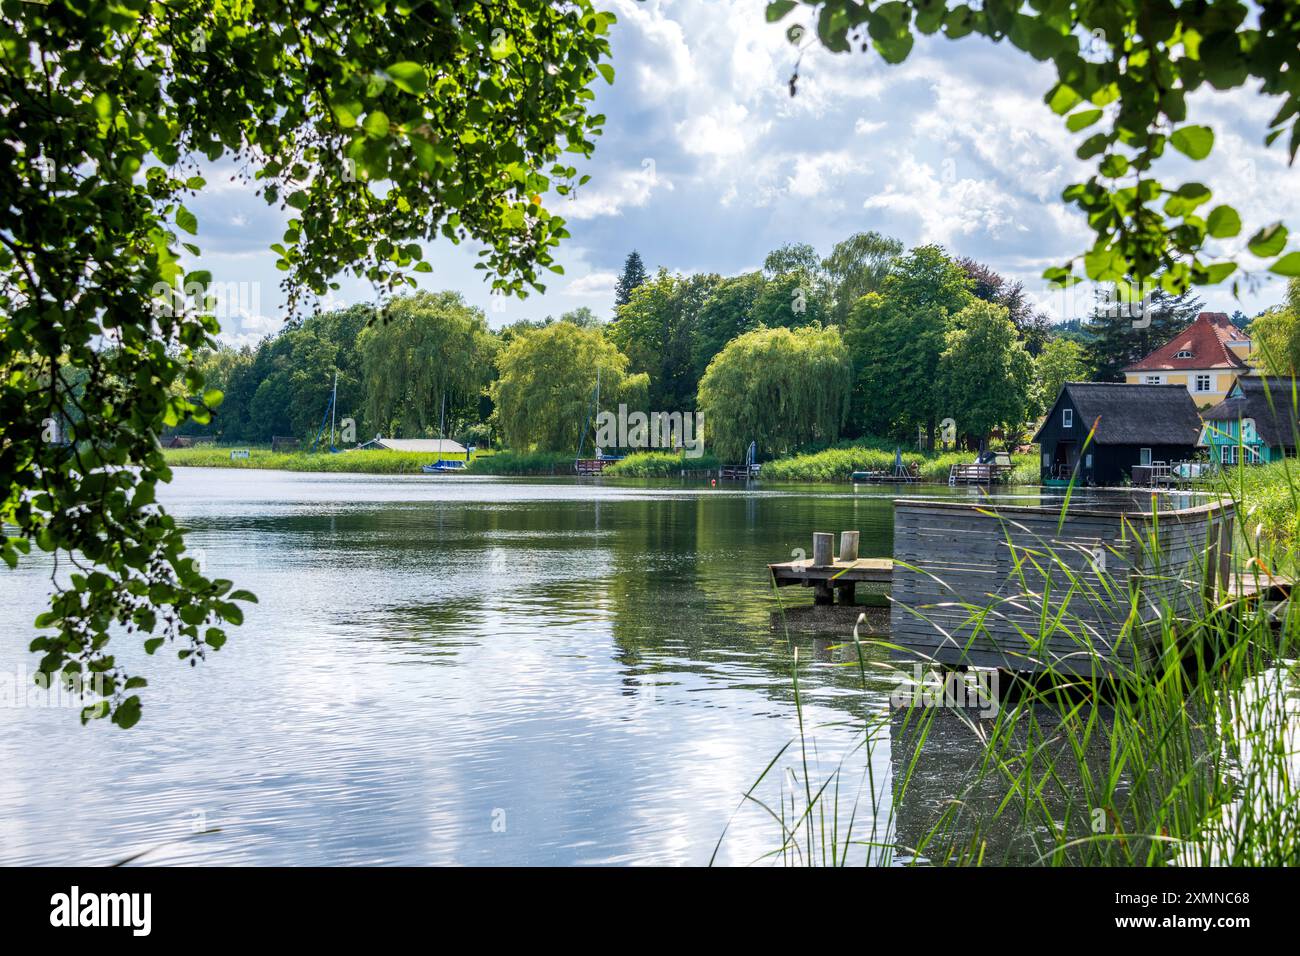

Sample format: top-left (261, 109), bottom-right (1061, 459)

top-left (421, 459), bottom-right (466, 474)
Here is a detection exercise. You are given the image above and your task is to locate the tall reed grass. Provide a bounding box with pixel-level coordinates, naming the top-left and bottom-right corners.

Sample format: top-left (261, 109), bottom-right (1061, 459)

top-left (727, 459), bottom-right (1299, 867)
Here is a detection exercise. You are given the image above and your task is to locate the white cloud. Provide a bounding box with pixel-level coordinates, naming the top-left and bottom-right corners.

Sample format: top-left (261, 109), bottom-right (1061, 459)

top-left (566, 271), bottom-right (619, 298)
top-left (564, 162), bottom-right (673, 220)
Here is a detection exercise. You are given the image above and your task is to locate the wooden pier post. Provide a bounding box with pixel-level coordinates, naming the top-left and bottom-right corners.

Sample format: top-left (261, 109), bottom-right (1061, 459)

top-left (836, 531), bottom-right (860, 604)
top-left (838, 531), bottom-right (860, 562)
top-left (812, 532), bottom-right (834, 604)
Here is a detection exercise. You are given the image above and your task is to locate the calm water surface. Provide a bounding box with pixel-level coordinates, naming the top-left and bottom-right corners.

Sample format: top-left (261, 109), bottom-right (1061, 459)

top-left (0, 468), bottom-right (1015, 865)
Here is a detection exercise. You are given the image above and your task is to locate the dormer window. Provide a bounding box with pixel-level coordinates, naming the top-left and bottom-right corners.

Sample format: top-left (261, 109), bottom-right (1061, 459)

top-left (1175, 350), bottom-right (1193, 359)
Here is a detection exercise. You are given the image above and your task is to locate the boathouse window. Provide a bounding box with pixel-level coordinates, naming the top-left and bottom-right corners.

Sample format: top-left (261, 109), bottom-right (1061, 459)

top-left (1195, 374), bottom-right (1212, 392)
top-left (1221, 445), bottom-right (1238, 465)
top-left (1062, 408), bottom-right (1073, 428)
top-left (1140, 448), bottom-right (1152, 466)
top-left (1145, 374), bottom-right (1162, 385)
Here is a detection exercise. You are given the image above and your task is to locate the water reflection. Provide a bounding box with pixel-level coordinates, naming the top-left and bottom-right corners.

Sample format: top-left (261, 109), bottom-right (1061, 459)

top-left (0, 468), bottom-right (1134, 866)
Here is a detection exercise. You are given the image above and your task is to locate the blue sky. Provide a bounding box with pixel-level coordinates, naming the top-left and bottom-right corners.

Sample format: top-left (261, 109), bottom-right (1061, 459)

top-left (189, 0), bottom-right (1300, 346)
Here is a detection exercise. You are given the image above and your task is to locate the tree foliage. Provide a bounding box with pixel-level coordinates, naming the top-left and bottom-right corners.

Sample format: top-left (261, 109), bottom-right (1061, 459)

top-left (1033, 336), bottom-right (1091, 415)
top-left (1081, 284), bottom-right (1203, 381)
top-left (490, 323), bottom-right (647, 452)
top-left (957, 256), bottom-right (1051, 356)
top-left (614, 250), bottom-right (649, 308)
top-left (609, 269), bottom-right (721, 411)
top-left (936, 299), bottom-right (1035, 445)
top-left (823, 230), bottom-right (903, 324)
top-left (770, 0), bottom-right (1300, 294)
top-left (1249, 277), bottom-right (1300, 375)
top-left (844, 245), bottom-right (973, 443)
top-left (357, 292), bottom-right (497, 439)
top-left (697, 325), bottom-right (852, 462)
top-left (0, 0), bottom-right (614, 725)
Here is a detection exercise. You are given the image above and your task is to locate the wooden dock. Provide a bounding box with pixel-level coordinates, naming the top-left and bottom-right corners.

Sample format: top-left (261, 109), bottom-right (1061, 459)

top-left (769, 531), bottom-right (892, 604)
top-left (947, 463), bottom-right (1012, 485)
top-left (768, 505), bottom-right (1293, 672)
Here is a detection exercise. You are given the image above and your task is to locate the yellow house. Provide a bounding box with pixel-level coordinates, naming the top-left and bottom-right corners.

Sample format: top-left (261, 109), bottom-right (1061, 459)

top-left (1123, 311), bottom-right (1254, 408)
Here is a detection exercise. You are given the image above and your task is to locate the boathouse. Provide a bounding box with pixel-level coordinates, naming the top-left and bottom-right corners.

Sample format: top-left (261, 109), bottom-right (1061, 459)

top-left (1033, 382), bottom-right (1202, 486)
top-left (1199, 375), bottom-right (1300, 465)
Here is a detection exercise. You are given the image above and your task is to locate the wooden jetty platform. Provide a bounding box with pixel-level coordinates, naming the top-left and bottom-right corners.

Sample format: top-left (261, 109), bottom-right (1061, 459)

top-left (769, 531), bottom-right (892, 604)
top-left (768, 495), bottom-right (1293, 674)
top-left (947, 462), bottom-right (1012, 485)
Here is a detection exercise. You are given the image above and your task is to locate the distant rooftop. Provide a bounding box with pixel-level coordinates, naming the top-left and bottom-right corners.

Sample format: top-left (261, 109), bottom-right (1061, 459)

top-left (1124, 311), bottom-right (1250, 373)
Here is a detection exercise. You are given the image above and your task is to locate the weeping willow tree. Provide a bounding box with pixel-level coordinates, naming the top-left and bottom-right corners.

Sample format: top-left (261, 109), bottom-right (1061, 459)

top-left (697, 325), bottom-right (852, 462)
top-left (356, 292), bottom-right (498, 438)
top-left (490, 322), bottom-right (647, 452)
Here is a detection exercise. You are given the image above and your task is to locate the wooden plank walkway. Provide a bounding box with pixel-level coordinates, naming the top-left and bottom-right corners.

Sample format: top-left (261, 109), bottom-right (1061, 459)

top-left (769, 556), bottom-right (893, 605)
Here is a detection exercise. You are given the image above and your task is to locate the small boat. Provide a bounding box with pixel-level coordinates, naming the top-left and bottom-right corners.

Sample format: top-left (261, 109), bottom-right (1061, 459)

top-left (421, 459), bottom-right (466, 474)
top-left (421, 393), bottom-right (467, 475)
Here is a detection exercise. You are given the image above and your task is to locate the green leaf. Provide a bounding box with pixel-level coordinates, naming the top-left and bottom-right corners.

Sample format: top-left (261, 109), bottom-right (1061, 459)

top-left (766, 0), bottom-right (797, 22)
top-left (1046, 83), bottom-right (1082, 116)
top-left (1066, 109), bottom-right (1103, 132)
top-left (176, 206), bottom-right (198, 235)
top-left (1248, 223), bottom-right (1288, 257)
top-left (1269, 251), bottom-right (1300, 276)
top-left (1169, 125), bottom-right (1214, 160)
top-left (1206, 205), bottom-right (1241, 238)
top-left (386, 62), bottom-right (427, 95)
top-left (363, 111), bottom-right (390, 138)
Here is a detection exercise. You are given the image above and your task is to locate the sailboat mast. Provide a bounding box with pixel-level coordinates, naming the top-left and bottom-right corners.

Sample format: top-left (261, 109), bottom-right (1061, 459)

top-left (438, 392), bottom-right (446, 464)
top-left (329, 369), bottom-right (337, 447)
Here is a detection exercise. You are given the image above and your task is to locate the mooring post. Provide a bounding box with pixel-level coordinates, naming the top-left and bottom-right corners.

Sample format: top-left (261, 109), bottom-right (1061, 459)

top-left (811, 532), bottom-right (834, 604)
top-left (835, 531), bottom-right (860, 605)
top-left (838, 531), bottom-right (860, 562)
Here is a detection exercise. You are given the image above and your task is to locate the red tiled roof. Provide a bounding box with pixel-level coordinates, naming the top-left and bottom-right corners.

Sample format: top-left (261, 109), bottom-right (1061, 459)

top-left (1124, 312), bottom-right (1250, 372)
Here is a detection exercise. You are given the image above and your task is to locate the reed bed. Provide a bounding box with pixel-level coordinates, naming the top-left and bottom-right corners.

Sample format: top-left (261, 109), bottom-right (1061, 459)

top-left (729, 461), bottom-right (1300, 867)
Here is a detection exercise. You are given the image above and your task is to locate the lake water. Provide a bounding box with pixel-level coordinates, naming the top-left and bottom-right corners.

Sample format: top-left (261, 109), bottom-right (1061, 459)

top-left (0, 469), bottom-right (1070, 865)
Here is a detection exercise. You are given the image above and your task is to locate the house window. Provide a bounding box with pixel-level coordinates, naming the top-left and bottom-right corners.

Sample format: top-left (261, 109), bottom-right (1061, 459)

top-left (1246, 445), bottom-right (1262, 464)
top-left (1221, 445), bottom-right (1238, 465)
top-left (1195, 374), bottom-right (1212, 392)
top-left (1140, 448), bottom-right (1152, 466)
top-left (1145, 375), bottom-right (1163, 385)
top-left (1062, 408), bottom-right (1073, 428)
top-left (1085, 454), bottom-right (1093, 469)
top-left (1175, 350), bottom-right (1193, 359)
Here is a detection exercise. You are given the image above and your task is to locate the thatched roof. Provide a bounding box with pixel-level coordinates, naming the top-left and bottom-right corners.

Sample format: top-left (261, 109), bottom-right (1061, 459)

top-left (1201, 376), bottom-right (1300, 450)
top-left (1034, 382), bottom-right (1203, 446)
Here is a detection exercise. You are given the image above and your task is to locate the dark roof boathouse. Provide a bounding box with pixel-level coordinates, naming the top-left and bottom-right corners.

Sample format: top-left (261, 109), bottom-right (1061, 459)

top-left (1032, 382), bottom-right (1203, 486)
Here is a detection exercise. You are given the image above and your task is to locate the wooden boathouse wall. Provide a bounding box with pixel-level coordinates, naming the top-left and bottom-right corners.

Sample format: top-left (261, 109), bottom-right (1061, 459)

top-left (889, 495), bottom-right (1235, 675)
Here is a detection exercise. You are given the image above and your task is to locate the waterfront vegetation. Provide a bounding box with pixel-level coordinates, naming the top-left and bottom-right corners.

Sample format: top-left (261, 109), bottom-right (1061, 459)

top-left (733, 466), bottom-right (1300, 867)
top-left (757, 444), bottom-right (1038, 484)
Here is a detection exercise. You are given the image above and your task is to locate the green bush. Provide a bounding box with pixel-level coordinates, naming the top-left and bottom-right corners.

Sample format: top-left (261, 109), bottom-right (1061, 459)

top-left (758, 442), bottom-right (1037, 483)
top-left (601, 451), bottom-right (721, 477)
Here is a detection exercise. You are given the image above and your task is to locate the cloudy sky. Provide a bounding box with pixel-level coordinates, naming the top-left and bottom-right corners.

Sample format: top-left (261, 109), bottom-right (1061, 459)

top-left (190, 0), bottom-right (1300, 346)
